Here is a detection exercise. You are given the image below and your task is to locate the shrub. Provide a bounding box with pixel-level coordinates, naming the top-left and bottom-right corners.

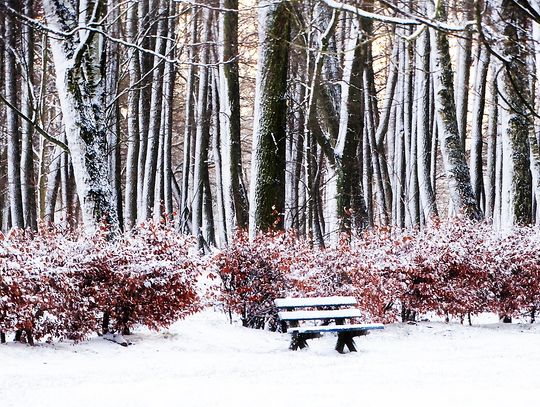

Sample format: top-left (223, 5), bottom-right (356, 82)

top-left (0, 223), bottom-right (202, 344)
top-left (214, 219), bottom-right (540, 327)
top-left (213, 231), bottom-right (306, 330)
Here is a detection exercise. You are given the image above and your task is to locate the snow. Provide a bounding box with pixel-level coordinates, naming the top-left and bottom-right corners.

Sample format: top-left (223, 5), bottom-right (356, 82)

top-left (274, 295), bottom-right (356, 308)
top-left (288, 323), bottom-right (384, 333)
top-left (1, 310), bottom-right (539, 407)
top-left (278, 308), bottom-right (362, 320)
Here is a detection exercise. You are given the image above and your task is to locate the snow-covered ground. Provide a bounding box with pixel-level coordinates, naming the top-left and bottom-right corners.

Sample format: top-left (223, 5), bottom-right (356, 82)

top-left (1, 311), bottom-right (539, 407)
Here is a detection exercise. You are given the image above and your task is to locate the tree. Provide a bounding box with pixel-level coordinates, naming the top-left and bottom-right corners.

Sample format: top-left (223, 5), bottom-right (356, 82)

top-left (494, 0), bottom-right (533, 228)
top-left (219, 0), bottom-right (248, 244)
top-left (21, 0), bottom-right (37, 230)
top-left (43, 0), bottom-right (119, 233)
top-left (4, 0), bottom-right (24, 229)
top-left (249, 0), bottom-right (290, 238)
top-left (416, 25), bottom-right (438, 221)
top-left (429, 0), bottom-right (482, 220)
top-left (192, 5), bottom-right (213, 250)
top-left (124, 0), bottom-right (141, 230)
top-left (1, 0), bottom-right (540, 243)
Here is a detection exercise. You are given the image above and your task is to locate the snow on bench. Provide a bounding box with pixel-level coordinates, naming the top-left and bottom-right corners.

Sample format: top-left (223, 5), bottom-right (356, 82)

top-left (274, 296), bottom-right (357, 309)
top-left (286, 323), bottom-right (385, 334)
top-left (274, 296), bottom-right (384, 353)
top-left (277, 308), bottom-right (362, 321)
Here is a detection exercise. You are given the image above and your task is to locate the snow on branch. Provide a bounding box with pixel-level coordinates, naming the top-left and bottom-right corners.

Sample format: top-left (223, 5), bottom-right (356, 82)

top-left (320, 0), bottom-right (474, 32)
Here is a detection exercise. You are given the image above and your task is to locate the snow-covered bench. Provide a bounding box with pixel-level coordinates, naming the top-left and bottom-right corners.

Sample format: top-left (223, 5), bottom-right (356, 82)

top-left (274, 296), bottom-right (384, 353)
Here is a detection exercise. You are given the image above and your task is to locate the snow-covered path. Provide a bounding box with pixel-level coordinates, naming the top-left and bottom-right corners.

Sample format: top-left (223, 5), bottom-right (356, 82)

top-left (1, 311), bottom-right (539, 407)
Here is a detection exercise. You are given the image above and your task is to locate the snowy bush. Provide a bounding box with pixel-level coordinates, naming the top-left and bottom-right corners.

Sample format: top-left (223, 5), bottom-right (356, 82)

top-left (214, 220), bottom-right (540, 328)
top-left (213, 231), bottom-right (305, 330)
top-left (0, 223), bottom-right (202, 344)
top-left (485, 227), bottom-right (540, 320)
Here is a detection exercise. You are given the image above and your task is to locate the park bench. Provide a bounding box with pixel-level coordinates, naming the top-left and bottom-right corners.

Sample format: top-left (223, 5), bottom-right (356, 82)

top-left (274, 296), bottom-right (384, 353)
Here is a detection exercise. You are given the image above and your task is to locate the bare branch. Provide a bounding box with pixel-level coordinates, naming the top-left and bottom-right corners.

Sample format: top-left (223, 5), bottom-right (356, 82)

top-left (0, 93), bottom-right (70, 152)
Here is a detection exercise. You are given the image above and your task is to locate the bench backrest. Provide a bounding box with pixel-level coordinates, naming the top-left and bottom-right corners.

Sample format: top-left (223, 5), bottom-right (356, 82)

top-left (274, 296), bottom-right (357, 309)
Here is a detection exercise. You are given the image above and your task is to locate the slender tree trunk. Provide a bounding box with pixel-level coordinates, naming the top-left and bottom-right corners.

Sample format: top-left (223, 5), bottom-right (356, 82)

top-left (180, 7), bottom-right (198, 233)
top-left (365, 71), bottom-right (388, 225)
top-left (153, 10), bottom-right (176, 223)
top-left (485, 65), bottom-right (499, 221)
top-left (20, 0), bottom-right (37, 230)
top-left (402, 22), bottom-right (416, 227)
top-left (44, 146), bottom-right (62, 224)
top-left (470, 43), bottom-right (490, 209)
top-left (393, 40), bottom-right (406, 227)
top-left (429, 1), bottom-right (482, 220)
top-left (192, 7), bottom-right (213, 250)
top-left (285, 61), bottom-right (305, 232)
top-left (5, 0), bottom-right (25, 229)
top-left (124, 0), bottom-right (140, 229)
top-left (364, 21), bottom-right (389, 225)
top-left (212, 71), bottom-right (227, 247)
top-left (334, 24), bottom-right (367, 233)
top-left (0, 8), bottom-right (5, 232)
top-left (162, 10), bottom-right (176, 221)
top-left (219, 0), bottom-right (248, 243)
top-left (416, 27), bottom-right (438, 220)
top-left (305, 7), bottom-right (339, 241)
top-left (137, 0), bottom-right (152, 220)
top-left (60, 149), bottom-right (70, 226)
top-left (202, 154), bottom-right (216, 248)
top-left (455, 4), bottom-right (473, 148)
top-left (106, 0), bottom-right (123, 230)
top-left (375, 42), bottom-right (399, 220)
top-left (141, 0), bottom-right (168, 220)
top-left (363, 129), bottom-right (373, 226)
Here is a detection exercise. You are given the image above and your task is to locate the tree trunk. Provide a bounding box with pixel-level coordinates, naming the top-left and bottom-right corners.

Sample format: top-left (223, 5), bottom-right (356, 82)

top-left (192, 7), bottom-right (213, 250)
top-left (212, 70), bottom-right (227, 247)
top-left (136, 0), bottom-right (152, 221)
top-left (454, 4), bottom-right (473, 148)
top-left (416, 26), bottom-right (438, 220)
top-left (43, 0), bottom-right (119, 233)
top-left (21, 0), bottom-right (37, 230)
top-left (496, 0), bottom-right (533, 228)
top-left (5, 0), bottom-right (25, 229)
top-left (485, 65), bottom-right (499, 221)
top-left (140, 0), bottom-right (168, 221)
top-left (285, 57), bottom-right (305, 232)
top-left (219, 0), bottom-right (248, 243)
top-left (393, 40), bottom-right (406, 227)
top-left (124, 0), bottom-right (140, 230)
top-left (335, 24), bottom-right (367, 233)
top-left (161, 9), bottom-right (176, 221)
top-left (44, 146), bottom-right (62, 224)
top-left (248, 0), bottom-right (290, 238)
top-left (470, 43), bottom-right (490, 209)
top-left (106, 0), bottom-right (123, 230)
top-left (429, 2), bottom-right (482, 221)
top-left (0, 8), bottom-right (5, 232)
top-left (180, 7), bottom-right (198, 233)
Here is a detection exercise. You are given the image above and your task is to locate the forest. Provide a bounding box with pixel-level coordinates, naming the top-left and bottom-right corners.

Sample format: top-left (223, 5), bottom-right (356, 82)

top-left (3, 6), bottom-right (540, 404)
top-left (2, 0), bottom-right (540, 343)
top-left (0, 0), bottom-right (538, 248)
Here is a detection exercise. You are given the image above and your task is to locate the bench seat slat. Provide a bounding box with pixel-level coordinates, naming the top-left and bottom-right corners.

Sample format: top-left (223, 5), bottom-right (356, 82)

top-left (287, 323), bottom-right (384, 334)
top-left (278, 308), bottom-right (362, 321)
top-left (274, 296), bottom-right (357, 309)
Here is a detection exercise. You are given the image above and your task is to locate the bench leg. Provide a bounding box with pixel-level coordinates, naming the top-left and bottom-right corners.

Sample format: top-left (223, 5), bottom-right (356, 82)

top-left (290, 332), bottom-right (309, 351)
top-left (335, 332), bottom-right (357, 353)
